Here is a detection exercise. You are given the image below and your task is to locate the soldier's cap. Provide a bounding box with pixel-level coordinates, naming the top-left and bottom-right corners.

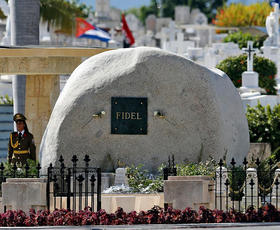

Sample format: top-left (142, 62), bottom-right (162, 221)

top-left (13, 113), bottom-right (27, 122)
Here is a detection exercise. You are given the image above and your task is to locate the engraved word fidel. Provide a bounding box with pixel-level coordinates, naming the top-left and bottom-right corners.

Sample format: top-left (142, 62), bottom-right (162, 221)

top-left (111, 97), bottom-right (147, 135)
top-left (115, 112), bottom-right (142, 120)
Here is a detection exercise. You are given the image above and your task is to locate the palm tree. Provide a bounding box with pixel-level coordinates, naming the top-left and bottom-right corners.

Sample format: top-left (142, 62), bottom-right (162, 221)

top-left (0, 0), bottom-right (91, 33)
top-left (40, 0), bottom-right (91, 35)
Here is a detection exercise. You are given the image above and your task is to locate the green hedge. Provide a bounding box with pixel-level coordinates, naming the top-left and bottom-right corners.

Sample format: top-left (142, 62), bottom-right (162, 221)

top-left (216, 55), bottom-right (277, 95)
top-left (246, 103), bottom-right (280, 151)
top-left (223, 31), bottom-right (267, 49)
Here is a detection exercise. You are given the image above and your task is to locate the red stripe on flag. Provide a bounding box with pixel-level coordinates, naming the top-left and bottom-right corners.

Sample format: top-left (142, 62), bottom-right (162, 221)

top-left (122, 14), bottom-right (135, 46)
top-left (75, 18), bottom-right (95, 38)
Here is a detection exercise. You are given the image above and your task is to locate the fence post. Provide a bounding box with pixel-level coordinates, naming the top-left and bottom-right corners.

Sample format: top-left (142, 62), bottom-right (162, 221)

top-left (84, 155), bottom-right (90, 208)
top-left (71, 155), bottom-right (78, 211)
top-left (46, 163), bottom-right (53, 211)
top-left (36, 163), bottom-right (41, 178)
top-left (215, 164), bottom-right (228, 210)
top-left (90, 174), bottom-right (96, 211)
top-left (272, 169), bottom-right (280, 208)
top-left (243, 168), bottom-right (258, 210)
top-left (97, 168), bottom-right (101, 211)
top-left (66, 168), bottom-right (71, 210)
top-left (77, 174), bottom-right (84, 211)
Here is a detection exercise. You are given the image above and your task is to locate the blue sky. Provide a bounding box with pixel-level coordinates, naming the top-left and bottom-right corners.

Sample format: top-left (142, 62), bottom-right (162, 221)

top-left (80, 0), bottom-right (262, 10)
top-left (80, 0), bottom-right (150, 10)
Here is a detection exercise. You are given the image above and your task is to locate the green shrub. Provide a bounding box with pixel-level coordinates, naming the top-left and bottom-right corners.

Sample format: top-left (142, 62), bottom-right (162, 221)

top-left (126, 164), bottom-right (163, 193)
top-left (216, 55), bottom-right (277, 95)
top-left (0, 94), bottom-right (13, 105)
top-left (3, 159), bottom-right (38, 177)
top-left (223, 31), bottom-right (267, 49)
top-left (246, 102), bottom-right (280, 151)
top-left (176, 158), bottom-right (217, 178)
top-left (126, 159), bottom-right (218, 193)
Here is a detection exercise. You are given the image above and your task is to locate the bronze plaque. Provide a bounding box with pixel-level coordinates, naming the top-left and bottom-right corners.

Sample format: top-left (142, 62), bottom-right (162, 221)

top-left (111, 97), bottom-right (147, 135)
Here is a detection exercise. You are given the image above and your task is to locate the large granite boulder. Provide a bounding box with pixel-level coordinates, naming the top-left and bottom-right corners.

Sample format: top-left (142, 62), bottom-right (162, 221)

top-left (40, 47), bottom-right (249, 172)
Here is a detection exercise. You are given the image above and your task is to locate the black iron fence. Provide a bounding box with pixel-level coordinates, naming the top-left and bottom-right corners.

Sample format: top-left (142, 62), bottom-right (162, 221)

top-left (47, 155), bottom-right (102, 212)
top-left (0, 155), bottom-right (102, 212)
top-left (215, 157), bottom-right (280, 212)
top-left (163, 155), bottom-right (177, 180)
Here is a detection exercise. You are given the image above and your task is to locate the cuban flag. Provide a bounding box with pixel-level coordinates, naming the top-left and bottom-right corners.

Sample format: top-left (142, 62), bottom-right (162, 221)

top-left (76, 18), bottom-right (111, 42)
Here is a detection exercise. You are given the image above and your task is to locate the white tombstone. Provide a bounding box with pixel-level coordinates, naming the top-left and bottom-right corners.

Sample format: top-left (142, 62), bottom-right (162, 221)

top-left (125, 14), bottom-right (143, 34)
top-left (156, 17), bottom-right (172, 33)
top-left (95, 0), bottom-right (110, 18)
top-left (186, 47), bottom-right (204, 64)
top-left (160, 21), bottom-right (179, 50)
top-left (190, 9), bottom-right (207, 25)
top-left (146, 15), bottom-right (157, 33)
top-left (114, 168), bottom-right (128, 186)
top-left (175, 6), bottom-right (190, 25)
top-left (163, 31), bottom-right (195, 55)
top-left (240, 41), bottom-right (262, 94)
top-left (192, 12), bottom-right (208, 25)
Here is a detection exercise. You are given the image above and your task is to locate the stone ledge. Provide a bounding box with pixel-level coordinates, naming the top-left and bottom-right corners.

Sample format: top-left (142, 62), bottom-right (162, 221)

top-left (168, 176), bottom-right (212, 181)
top-left (6, 178), bottom-right (47, 183)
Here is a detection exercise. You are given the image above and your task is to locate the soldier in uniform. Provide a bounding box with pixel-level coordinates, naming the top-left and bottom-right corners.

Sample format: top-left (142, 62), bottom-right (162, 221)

top-left (8, 113), bottom-right (36, 166)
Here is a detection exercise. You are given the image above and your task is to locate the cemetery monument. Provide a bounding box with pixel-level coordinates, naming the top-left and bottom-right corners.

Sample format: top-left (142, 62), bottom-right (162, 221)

top-left (239, 41), bottom-right (262, 94)
top-left (40, 47), bottom-right (249, 172)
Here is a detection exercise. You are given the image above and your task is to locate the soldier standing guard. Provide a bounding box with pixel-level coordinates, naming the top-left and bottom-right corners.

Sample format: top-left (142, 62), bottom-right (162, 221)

top-left (8, 113), bottom-right (36, 166)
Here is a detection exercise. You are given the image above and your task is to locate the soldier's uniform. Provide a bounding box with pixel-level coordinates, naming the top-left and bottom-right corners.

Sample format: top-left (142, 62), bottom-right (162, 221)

top-left (8, 114), bottom-right (36, 166)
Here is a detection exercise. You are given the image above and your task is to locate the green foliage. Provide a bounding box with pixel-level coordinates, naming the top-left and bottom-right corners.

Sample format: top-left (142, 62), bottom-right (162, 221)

top-left (126, 159), bottom-right (217, 193)
top-left (3, 159), bottom-right (38, 177)
top-left (126, 164), bottom-right (164, 193)
top-left (216, 54), bottom-right (277, 95)
top-left (40, 0), bottom-right (92, 35)
top-left (176, 158), bottom-right (217, 177)
top-left (223, 31), bottom-right (267, 49)
top-left (246, 103), bottom-right (280, 151)
top-left (0, 94), bottom-right (13, 105)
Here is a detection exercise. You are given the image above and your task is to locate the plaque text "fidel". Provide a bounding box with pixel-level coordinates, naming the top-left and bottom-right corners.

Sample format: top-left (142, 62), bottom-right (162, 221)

top-left (111, 97), bottom-right (147, 135)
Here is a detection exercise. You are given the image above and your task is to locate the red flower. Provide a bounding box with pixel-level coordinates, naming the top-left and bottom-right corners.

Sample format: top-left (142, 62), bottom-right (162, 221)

top-left (237, 79), bottom-right (241, 83)
top-left (23, 133), bottom-right (27, 137)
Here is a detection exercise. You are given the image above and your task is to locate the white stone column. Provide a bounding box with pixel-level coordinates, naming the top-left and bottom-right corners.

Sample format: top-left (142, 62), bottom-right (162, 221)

top-left (242, 168), bottom-right (259, 209)
top-left (272, 169), bottom-right (280, 208)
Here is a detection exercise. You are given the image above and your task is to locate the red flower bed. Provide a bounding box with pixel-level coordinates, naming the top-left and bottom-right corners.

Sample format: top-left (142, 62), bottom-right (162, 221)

top-left (0, 204), bottom-right (280, 227)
